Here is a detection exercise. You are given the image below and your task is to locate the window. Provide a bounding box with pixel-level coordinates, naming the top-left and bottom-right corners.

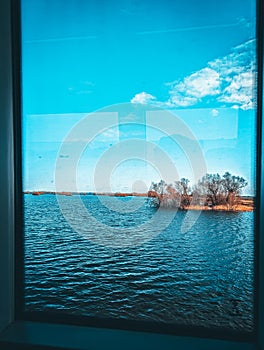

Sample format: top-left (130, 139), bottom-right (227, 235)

top-left (0, 0), bottom-right (262, 350)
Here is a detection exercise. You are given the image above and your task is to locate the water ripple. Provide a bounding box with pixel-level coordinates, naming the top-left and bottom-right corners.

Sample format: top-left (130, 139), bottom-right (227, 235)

top-left (24, 195), bottom-right (254, 332)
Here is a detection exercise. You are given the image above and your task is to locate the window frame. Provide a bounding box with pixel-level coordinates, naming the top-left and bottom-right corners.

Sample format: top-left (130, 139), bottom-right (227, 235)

top-left (0, 0), bottom-right (263, 348)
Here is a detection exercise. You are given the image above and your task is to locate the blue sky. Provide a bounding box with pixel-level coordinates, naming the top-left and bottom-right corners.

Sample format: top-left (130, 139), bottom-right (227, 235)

top-left (22, 0), bottom-right (256, 194)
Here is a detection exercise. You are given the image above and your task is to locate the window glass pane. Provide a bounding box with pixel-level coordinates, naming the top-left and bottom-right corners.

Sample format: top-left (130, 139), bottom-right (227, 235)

top-left (22, 0), bottom-right (257, 335)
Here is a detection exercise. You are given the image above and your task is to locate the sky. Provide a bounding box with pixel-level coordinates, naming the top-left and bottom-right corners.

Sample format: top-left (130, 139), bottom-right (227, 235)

top-left (22, 0), bottom-right (257, 194)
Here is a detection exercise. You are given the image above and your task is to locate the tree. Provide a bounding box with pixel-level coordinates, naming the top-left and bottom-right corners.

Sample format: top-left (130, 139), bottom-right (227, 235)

top-left (157, 179), bottom-right (167, 197)
top-left (196, 173), bottom-right (223, 206)
top-left (222, 172), bottom-right (247, 208)
top-left (174, 178), bottom-right (191, 209)
top-left (148, 178), bottom-right (190, 209)
top-left (148, 172), bottom-right (248, 210)
top-left (194, 172), bottom-right (248, 208)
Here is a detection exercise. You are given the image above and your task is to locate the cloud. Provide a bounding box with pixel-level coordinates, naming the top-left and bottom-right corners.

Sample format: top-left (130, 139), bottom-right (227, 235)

top-left (211, 109), bottom-right (219, 117)
top-left (100, 128), bottom-right (119, 139)
top-left (208, 39), bottom-right (256, 110)
top-left (65, 127), bottom-right (119, 144)
top-left (130, 39), bottom-right (256, 110)
top-left (218, 71), bottom-right (255, 110)
top-left (168, 68), bottom-right (221, 106)
top-left (131, 92), bottom-right (157, 104)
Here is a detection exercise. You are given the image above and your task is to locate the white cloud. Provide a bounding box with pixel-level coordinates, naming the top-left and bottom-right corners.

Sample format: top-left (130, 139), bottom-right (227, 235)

top-left (208, 39), bottom-right (256, 110)
top-left (211, 109), bottom-right (219, 117)
top-left (218, 71), bottom-right (256, 110)
top-left (130, 39), bottom-right (256, 110)
top-left (100, 128), bottom-right (119, 139)
top-left (167, 94), bottom-right (197, 107)
top-left (168, 68), bottom-right (221, 107)
top-left (131, 91), bottom-right (156, 104)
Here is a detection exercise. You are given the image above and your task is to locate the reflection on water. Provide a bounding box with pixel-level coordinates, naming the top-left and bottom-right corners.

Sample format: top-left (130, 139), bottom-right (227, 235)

top-left (24, 194), bottom-right (254, 332)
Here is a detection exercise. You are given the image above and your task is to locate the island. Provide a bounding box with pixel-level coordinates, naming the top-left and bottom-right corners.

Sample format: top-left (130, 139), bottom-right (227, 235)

top-left (23, 171), bottom-right (254, 212)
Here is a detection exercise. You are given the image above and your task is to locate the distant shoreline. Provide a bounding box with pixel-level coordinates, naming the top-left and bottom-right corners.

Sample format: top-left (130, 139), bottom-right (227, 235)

top-left (23, 191), bottom-right (254, 212)
top-left (23, 191), bottom-right (148, 197)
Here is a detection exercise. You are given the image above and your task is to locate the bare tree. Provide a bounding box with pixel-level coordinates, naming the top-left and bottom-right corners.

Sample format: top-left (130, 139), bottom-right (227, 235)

top-left (196, 173), bottom-right (223, 206)
top-left (148, 172), bottom-right (247, 210)
top-left (174, 178), bottom-right (191, 209)
top-left (222, 172), bottom-right (247, 208)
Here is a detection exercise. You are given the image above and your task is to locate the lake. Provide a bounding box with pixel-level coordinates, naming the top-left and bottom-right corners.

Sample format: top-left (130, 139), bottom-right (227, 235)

top-left (24, 194), bottom-right (254, 333)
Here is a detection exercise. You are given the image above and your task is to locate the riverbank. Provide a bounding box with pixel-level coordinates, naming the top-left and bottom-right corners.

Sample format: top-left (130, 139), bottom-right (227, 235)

top-left (23, 191), bottom-right (254, 212)
top-left (186, 201), bottom-right (253, 212)
top-left (23, 191), bottom-right (147, 197)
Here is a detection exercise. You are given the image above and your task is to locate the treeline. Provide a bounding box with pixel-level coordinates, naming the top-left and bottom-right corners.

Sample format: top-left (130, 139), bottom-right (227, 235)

top-left (148, 172), bottom-right (247, 210)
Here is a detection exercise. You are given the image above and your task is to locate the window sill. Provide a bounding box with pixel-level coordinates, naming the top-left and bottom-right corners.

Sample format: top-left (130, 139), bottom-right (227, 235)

top-left (0, 321), bottom-right (257, 350)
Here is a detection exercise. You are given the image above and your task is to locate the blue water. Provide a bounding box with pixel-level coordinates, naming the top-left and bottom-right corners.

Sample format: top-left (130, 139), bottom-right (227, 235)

top-left (24, 194), bottom-right (254, 332)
